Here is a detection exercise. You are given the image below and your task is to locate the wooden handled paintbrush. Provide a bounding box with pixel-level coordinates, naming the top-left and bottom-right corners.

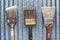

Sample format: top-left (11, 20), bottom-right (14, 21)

top-left (41, 7), bottom-right (55, 40)
top-left (6, 6), bottom-right (17, 40)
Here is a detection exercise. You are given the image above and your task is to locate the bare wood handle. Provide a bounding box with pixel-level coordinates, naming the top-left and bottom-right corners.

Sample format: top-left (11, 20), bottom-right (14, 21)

top-left (46, 29), bottom-right (51, 40)
top-left (45, 24), bottom-right (52, 40)
top-left (11, 28), bottom-right (14, 40)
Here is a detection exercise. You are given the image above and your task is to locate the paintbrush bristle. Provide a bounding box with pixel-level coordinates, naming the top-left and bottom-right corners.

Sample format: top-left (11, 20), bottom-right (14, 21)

top-left (6, 6), bottom-right (17, 19)
top-left (41, 7), bottom-right (55, 19)
top-left (41, 7), bottom-right (55, 24)
top-left (24, 9), bottom-right (36, 25)
top-left (6, 6), bottom-right (17, 11)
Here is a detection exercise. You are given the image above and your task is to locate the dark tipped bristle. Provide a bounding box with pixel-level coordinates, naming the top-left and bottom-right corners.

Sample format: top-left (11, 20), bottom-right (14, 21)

top-left (24, 9), bottom-right (36, 19)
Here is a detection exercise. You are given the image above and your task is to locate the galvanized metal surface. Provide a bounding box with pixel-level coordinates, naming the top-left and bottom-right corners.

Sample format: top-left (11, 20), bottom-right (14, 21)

top-left (0, 0), bottom-right (59, 40)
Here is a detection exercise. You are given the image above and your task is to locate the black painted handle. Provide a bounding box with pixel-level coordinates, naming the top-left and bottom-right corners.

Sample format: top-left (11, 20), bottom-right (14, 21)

top-left (29, 26), bottom-right (32, 40)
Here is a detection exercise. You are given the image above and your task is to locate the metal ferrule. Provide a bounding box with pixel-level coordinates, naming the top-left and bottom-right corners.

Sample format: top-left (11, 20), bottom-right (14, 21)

top-left (44, 18), bottom-right (54, 24)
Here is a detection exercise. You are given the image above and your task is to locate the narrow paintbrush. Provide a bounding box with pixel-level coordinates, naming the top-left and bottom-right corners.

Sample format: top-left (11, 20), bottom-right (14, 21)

top-left (24, 9), bottom-right (36, 40)
top-left (6, 6), bottom-right (17, 40)
top-left (41, 7), bottom-right (55, 40)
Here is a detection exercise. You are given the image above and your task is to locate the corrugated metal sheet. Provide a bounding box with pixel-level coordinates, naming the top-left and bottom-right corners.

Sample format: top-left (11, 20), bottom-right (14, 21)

top-left (0, 0), bottom-right (59, 40)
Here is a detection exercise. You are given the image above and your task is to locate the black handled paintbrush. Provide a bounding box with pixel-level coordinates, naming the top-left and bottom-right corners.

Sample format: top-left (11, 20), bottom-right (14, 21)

top-left (24, 9), bottom-right (36, 40)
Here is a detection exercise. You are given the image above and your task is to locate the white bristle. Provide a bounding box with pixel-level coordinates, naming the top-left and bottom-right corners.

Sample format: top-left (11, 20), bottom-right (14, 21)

top-left (6, 6), bottom-right (17, 11)
top-left (41, 7), bottom-right (55, 24)
top-left (41, 7), bottom-right (55, 19)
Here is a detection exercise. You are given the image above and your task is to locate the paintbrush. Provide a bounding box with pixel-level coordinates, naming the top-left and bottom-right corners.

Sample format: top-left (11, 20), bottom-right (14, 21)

top-left (24, 9), bottom-right (36, 40)
top-left (41, 7), bottom-right (55, 40)
top-left (6, 6), bottom-right (17, 40)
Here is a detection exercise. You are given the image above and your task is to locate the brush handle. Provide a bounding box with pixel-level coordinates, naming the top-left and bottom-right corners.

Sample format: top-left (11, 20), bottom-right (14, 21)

top-left (11, 28), bottom-right (14, 40)
top-left (9, 20), bottom-right (15, 40)
top-left (29, 26), bottom-right (32, 40)
top-left (46, 28), bottom-right (51, 40)
top-left (45, 24), bottom-right (52, 40)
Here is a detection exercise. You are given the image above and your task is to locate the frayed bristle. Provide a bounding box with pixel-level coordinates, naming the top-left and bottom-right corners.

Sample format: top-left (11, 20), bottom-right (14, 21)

top-left (41, 7), bottom-right (55, 19)
top-left (41, 7), bottom-right (55, 24)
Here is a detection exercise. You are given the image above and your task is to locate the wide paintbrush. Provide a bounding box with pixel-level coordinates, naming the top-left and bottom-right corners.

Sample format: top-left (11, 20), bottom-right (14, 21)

top-left (6, 6), bottom-right (17, 40)
top-left (41, 7), bottom-right (55, 40)
top-left (24, 9), bottom-right (36, 40)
